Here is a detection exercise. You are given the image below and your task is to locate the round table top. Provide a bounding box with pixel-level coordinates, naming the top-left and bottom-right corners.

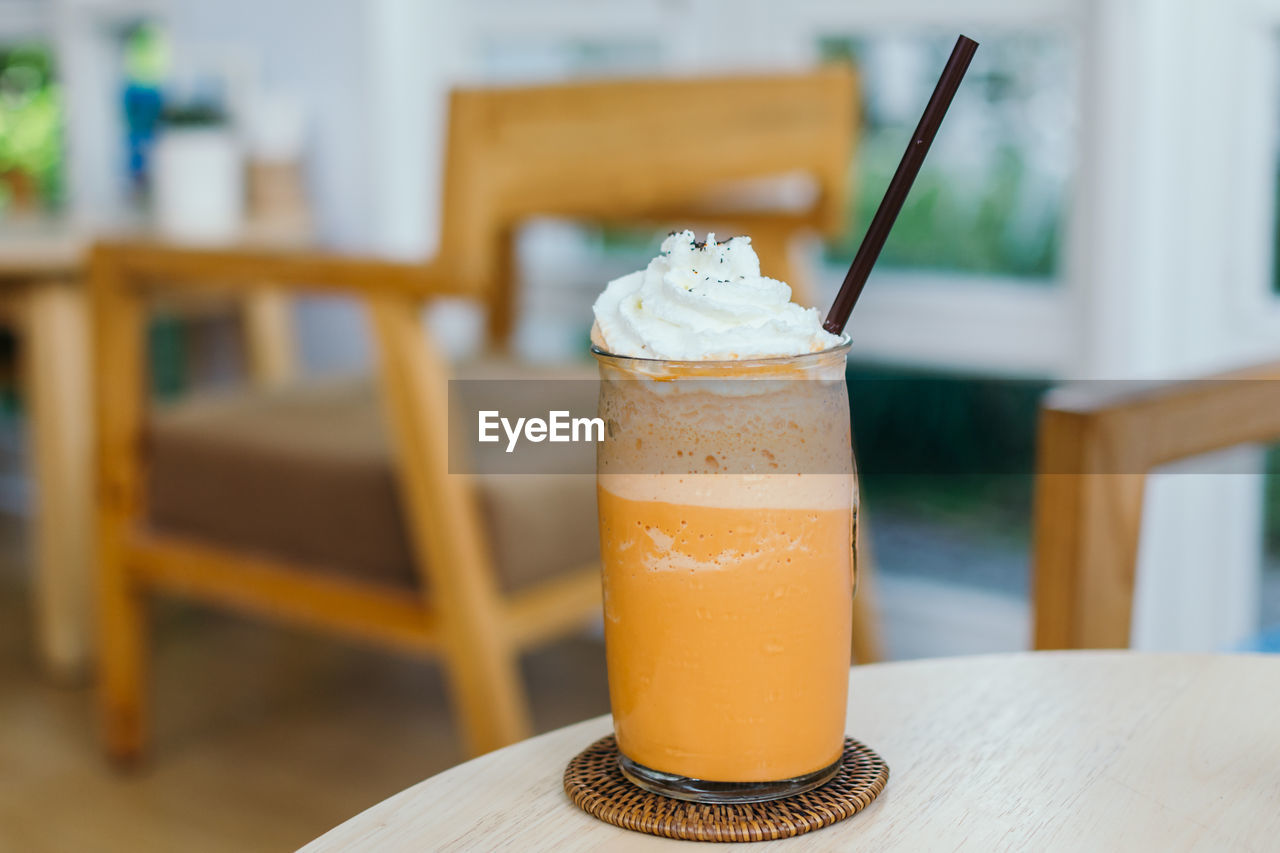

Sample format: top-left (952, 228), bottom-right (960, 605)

top-left (300, 652), bottom-right (1280, 851)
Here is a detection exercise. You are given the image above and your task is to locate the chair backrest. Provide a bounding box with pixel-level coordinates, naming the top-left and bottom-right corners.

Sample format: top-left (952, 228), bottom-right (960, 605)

top-left (1031, 361), bottom-right (1280, 648)
top-left (437, 66), bottom-right (858, 300)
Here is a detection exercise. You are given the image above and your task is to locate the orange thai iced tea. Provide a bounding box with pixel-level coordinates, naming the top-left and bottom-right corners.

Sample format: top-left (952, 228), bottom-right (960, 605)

top-left (594, 344), bottom-right (856, 802)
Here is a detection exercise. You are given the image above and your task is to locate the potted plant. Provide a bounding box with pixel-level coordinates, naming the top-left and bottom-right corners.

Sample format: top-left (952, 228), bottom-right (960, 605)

top-left (151, 99), bottom-right (244, 242)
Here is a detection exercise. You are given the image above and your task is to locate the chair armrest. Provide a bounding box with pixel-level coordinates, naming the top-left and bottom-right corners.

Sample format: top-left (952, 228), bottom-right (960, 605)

top-left (92, 240), bottom-right (460, 299)
top-left (1040, 362), bottom-right (1280, 472)
top-left (1044, 362), bottom-right (1280, 416)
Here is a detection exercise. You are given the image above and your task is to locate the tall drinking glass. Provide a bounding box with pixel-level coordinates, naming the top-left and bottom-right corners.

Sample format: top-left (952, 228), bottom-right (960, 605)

top-left (593, 342), bottom-right (857, 803)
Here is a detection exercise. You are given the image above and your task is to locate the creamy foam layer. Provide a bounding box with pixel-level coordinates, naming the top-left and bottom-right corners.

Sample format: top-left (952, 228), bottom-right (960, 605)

top-left (596, 360), bottom-right (850, 471)
top-left (595, 354), bottom-right (854, 509)
top-left (599, 473), bottom-right (855, 511)
top-left (592, 230), bottom-right (841, 360)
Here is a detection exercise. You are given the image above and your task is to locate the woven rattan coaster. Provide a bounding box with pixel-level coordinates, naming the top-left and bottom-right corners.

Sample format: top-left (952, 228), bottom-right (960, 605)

top-left (564, 736), bottom-right (888, 842)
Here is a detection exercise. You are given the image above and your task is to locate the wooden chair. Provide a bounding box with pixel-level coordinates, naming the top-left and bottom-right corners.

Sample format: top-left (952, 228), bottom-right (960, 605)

top-left (92, 67), bottom-right (876, 765)
top-left (94, 245), bottom-right (614, 763)
top-left (440, 67), bottom-right (860, 341)
top-left (1031, 362), bottom-right (1280, 648)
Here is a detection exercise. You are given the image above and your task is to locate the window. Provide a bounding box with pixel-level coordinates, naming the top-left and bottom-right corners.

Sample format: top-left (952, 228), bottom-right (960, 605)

top-left (819, 33), bottom-right (1076, 283)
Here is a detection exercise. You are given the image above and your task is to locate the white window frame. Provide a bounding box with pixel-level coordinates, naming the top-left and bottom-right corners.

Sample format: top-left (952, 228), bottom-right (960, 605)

top-left (390, 0), bottom-right (1084, 376)
top-left (774, 0), bottom-right (1082, 377)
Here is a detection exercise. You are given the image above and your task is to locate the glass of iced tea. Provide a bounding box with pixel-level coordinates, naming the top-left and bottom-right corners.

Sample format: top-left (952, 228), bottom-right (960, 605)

top-left (593, 341), bottom-right (856, 803)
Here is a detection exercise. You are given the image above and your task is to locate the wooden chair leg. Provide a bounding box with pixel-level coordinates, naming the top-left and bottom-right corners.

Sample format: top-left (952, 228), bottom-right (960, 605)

top-left (484, 227), bottom-right (517, 350)
top-left (851, 580), bottom-right (882, 665)
top-left (436, 632), bottom-right (530, 756)
top-left (98, 541), bottom-right (149, 765)
top-left (242, 289), bottom-right (297, 388)
top-left (369, 294), bottom-right (531, 755)
top-left (1033, 472), bottom-right (1146, 649)
top-left (852, 499), bottom-right (883, 664)
top-left (1032, 406), bottom-right (1148, 650)
top-left (90, 246), bottom-right (151, 765)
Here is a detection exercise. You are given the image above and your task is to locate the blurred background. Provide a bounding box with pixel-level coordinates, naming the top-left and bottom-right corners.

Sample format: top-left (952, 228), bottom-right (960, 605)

top-left (1, 0), bottom-right (1279, 850)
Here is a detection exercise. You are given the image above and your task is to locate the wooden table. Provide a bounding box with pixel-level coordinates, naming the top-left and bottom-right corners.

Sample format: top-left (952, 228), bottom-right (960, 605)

top-left (302, 652), bottom-right (1280, 851)
top-left (0, 223), bottom-right (304, 677)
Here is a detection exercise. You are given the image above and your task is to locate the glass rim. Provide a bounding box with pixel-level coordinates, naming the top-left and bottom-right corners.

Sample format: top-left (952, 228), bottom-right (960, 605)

top-left (590, 337), bottom-right (852, 369)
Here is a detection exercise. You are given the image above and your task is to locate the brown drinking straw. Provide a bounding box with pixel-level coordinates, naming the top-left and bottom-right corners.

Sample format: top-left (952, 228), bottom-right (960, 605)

top-left (823, 35), bottom-right (979, 335)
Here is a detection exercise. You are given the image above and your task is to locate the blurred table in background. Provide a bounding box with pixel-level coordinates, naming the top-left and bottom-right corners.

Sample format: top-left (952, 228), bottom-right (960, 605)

top-left (301, 652), bottom-right (1280, 851)
top-left (0, 219), bottom-right (309, 678)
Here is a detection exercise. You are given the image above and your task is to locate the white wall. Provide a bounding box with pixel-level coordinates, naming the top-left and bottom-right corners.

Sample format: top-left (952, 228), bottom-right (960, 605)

top-left (167, 0), bottom-right (374, 250)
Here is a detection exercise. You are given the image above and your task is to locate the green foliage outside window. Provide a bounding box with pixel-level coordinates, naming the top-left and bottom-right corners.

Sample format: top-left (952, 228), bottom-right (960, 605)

top-left (1271, 167), bottom-right (1280, 294)
top-left (0, 44), bottom-right (63, 215)
top-left (819, 36), bottom-right (1066, 280)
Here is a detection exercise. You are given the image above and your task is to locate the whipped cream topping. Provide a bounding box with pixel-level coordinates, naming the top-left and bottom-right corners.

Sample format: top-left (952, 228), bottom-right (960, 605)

top-left (591, 230), bottom-right (843, 360)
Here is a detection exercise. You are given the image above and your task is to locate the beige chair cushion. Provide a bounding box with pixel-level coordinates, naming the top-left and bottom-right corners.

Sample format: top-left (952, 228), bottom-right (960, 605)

top-left (146, 371), bottom-right (599, 593)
